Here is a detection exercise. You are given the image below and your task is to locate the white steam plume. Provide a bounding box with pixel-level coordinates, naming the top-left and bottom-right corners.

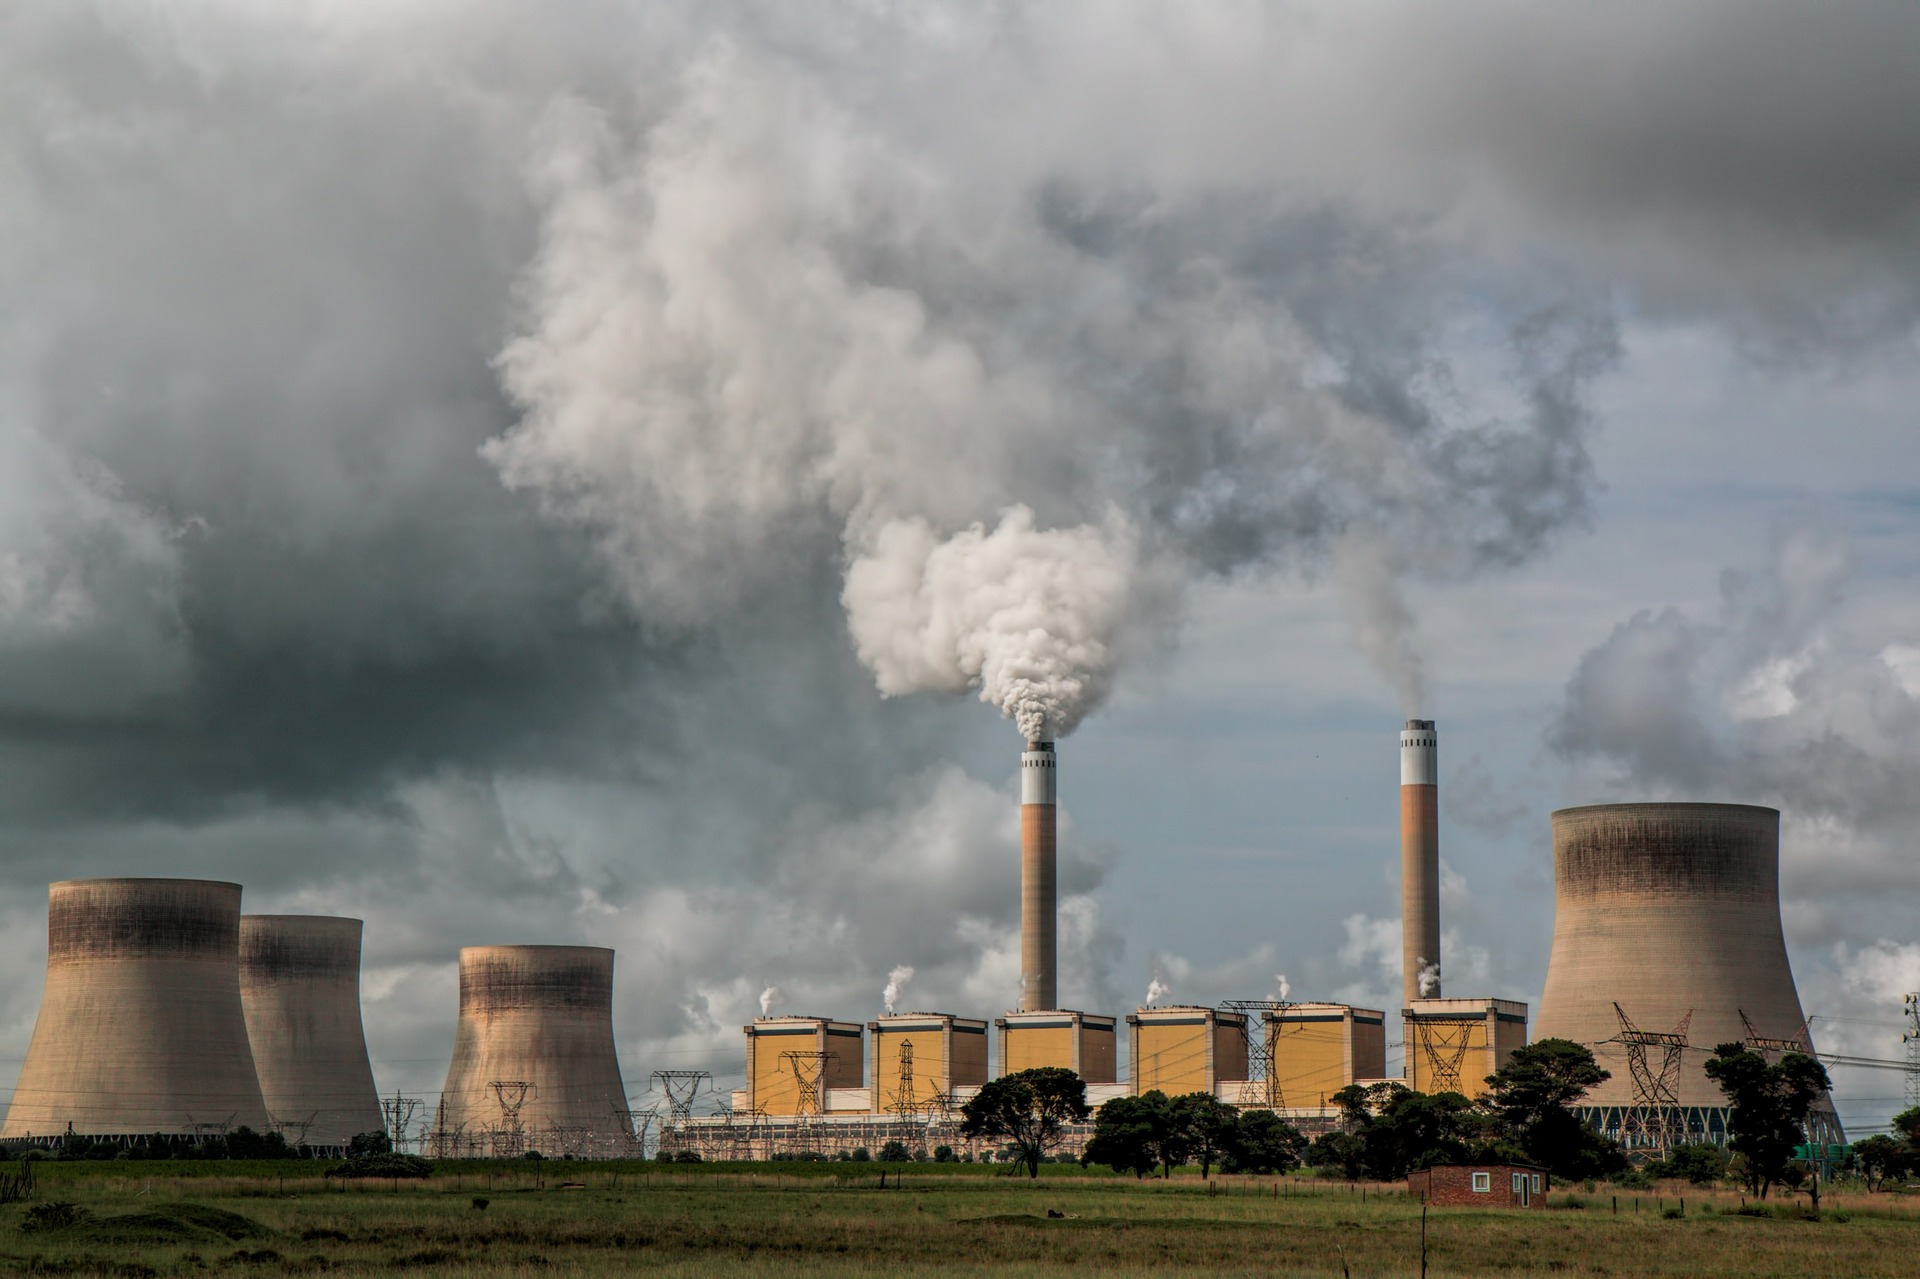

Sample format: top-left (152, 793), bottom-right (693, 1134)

top-left (1144, 976), bottom-right (1170, 1007)
top-left (1274, 974), bottom-right (1292, 1002)
top-left (1417, 962), bottom-right (1441, 998)
top-left (843, 508), bottom-right (1158, 741)
top-left (758, 985), bottom-right (780, 1017)
top-left (490, 47), bottom-right (1617, 745)
top-left (882, 964), bottom-right (914, 1015)
top-left (1333, 533), bottom-right (1426, 715)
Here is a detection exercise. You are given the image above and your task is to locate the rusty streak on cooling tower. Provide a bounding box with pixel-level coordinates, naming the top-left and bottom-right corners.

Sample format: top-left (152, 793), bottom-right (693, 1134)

top-left (1, 879), bottom-right (271, 1140)
top-left (1020, 740), bottom-right (1058, 1013)
top-left (240, 916), bottom-right (383, 1148)
top-left (1401, 720), bottom-right (1440, 1007)
top-left (1534, 803), bottom-right (1840, 1119)
top-left (438, 946), bottom-right (631, 1154)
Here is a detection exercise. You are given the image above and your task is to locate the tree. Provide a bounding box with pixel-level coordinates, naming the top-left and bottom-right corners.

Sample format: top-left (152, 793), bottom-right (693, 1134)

top-left (1305, 1130), bottom-right (1367, 1180)
top-left (1851, 1135), bottom-right (1906, 1193)
top-left (1703, 1043), bottom-right (1831, 1198)
top-left (1224, 1110), bottom-right (1306, 1175)
top-left (348, 1131), bottom-right (392, 1156)
top-left (1083, 1094), bottom-right (1160, 1178)
top-left (1657, 1142), bottom-right (1730, 1187)
top-left (878, 1140), bottom-right (911, 1163)
top-left (959, 1067), bottom-right (1091, 1179)
top-left (1171, 1094), bottom-right (1239, 1179)
top-left (1305, 1086), bottom-right (1481, 1181)
top-left (1482, 1038), bottom-right (1624, 1180)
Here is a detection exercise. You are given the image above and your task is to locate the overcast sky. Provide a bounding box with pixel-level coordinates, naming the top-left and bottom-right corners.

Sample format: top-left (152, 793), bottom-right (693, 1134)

top-left (1, 2), bottom-right (1917, 1139)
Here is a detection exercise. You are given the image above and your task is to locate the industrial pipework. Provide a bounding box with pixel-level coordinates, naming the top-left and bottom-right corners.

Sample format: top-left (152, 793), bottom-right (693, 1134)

top-left (1400, 720), bottom-right (1441, 1005)
top-left (1020, 739), bottom-right (1058, 1012)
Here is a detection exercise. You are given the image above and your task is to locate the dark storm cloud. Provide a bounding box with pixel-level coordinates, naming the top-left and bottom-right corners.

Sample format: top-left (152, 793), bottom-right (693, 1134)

top-left (0, 2), bottom-right (1915, 1093)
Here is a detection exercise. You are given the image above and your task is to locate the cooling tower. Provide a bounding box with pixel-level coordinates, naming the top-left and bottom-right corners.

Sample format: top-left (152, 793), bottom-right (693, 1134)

top-left (1020, 739), bottom-right (1058, 1012)
top-left (1401, 720), bottom-right (1441, 1005)
top-left (437, 946), bottom-right (632, 1156)
top-left (239, 915), bottom-right (383, 1149)
top-left (1534, 803), bottom-right (1841, 1145)
top-left (1, 878), bottom-right (270, 1140)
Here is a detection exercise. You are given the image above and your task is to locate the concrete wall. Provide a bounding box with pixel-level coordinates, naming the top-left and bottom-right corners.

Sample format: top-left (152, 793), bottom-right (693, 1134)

top-left (1534, 804), bottom-right (1838, 1118)
top-left (2, 879), bottom-right (270, 1139)
top-left (239, 915), bottom-right (383, 1148)
top-left (438, 946), bottom-right (631, 1150)
top-left (745, 1018), bottom-right (864, 1115)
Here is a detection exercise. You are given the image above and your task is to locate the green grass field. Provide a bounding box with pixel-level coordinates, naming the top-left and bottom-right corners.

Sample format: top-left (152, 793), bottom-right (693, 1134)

top-left (2, 1160), bottom-right (1916, 1276)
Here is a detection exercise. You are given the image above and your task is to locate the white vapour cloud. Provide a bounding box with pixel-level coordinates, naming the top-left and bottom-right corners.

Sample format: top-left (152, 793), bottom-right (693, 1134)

top-left (843, 508), bottom-right (1162, 740)
top-left (488, 37), bottom-right (1620, 738)
top-left (1144, 977), bottom-right (1170, 1007)
top-left (882, 965), bottom-right (914, 1015)
top-left (758, 986), bottom-right (780, 1017)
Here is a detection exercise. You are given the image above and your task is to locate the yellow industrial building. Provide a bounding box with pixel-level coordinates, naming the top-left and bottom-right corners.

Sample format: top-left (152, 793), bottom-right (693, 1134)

top-left (742, 1016), bottom-right (865, 1115)
top-left (867, 1012), bottom-right (989, 1113)
top-left (994, 1009), bottom-right (1117, 1083)
top-left (1402, 997), bottom-right (1527, 1097)
top-left (1127, 1006), bottom-right (1248, 1096)
top-left (1264, 1003), bottom-right (1387, 1107)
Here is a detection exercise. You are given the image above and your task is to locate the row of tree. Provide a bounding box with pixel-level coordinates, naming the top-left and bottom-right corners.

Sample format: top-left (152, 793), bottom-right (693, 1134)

top-left (1846, 1109), bottom-right (1920, 1192)
top-left (959, 1038), bottom-right (1837, 1199)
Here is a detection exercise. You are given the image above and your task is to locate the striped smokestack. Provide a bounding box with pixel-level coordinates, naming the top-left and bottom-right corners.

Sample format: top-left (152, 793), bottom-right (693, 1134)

top-left (1400, 719), bottom-right (1440, 1005)
top-left (1019, 739), bottom-right (1057, 1012)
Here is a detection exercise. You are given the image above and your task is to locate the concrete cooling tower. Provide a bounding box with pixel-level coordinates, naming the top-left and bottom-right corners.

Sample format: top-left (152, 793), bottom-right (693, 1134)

top-left (239, 916), bottom-right (383, 1149)
top-left (2, 878), bottom-right (270, 1141)
top-left (1534, 803), bottom-right (1842, 1151)
top-left (436, 946), bottom-right (633, 1157)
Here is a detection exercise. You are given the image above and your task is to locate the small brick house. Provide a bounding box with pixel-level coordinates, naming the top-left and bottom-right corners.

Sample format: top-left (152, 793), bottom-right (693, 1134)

top-left (1407, 1163), bottom-right (1549, 1207)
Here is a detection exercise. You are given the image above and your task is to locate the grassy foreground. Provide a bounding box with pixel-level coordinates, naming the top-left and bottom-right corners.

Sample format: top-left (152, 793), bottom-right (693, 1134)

top-left (3, 1160), bottom-right (1917, 1276)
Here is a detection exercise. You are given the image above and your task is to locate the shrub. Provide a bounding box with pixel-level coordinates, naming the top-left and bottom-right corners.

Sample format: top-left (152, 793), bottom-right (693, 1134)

top-left (347, 1132), bottom-right (392, 1157)
top-left (326, 1153), bottom-right (432, 1180)
top-left (849, 1148), bottom-right (871, 1162)
top-left (21, 1202), bottom-right (90, 1233)
top-left (673, 1150), bottom-right (702, 1164)
top-left (879, 1141), bottom-right (911, 1164)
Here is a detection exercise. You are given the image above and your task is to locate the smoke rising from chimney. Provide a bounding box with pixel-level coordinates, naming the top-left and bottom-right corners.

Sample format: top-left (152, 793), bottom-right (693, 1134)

top-left (882, 965), bottom-right (914, 1015)
top-left (486, 47), bottom-right (1618, 744)
top-left (1335, 534), bottom-right (1426, 715)
top-left (1144, 976), bottom-right (1170, 1007)
top-left (1274, 974), bottom-right (1292, 1002)
top-left (758, 985), bottom-right (780, 1017)
top-left (1417, 962), bottom-right (1441, 998)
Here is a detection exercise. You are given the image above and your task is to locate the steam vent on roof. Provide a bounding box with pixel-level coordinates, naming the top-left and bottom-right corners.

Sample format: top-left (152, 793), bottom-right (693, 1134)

top-left (239, 915), bottom-right (383, 1149)
top-left (1, 878), bottom-right (271, 1140)
top-left (433, 945), bottom-right (636, 1158)
top-left (1533, 803), bottom-right (1843, 1153)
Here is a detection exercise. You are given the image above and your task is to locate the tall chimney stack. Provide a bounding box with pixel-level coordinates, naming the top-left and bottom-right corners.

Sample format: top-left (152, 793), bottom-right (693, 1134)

top-left (1400, 720), bottom-right (1440, 1005)
top-left (1019, 739), bottom-right (1057, 1012)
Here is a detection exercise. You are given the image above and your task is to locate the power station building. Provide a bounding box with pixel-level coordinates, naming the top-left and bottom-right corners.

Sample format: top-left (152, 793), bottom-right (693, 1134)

top-left (1266, 1003), bottom-right (1388, 1108)
top-left (742, 1016), bottom-right (866, 1115)
top-left (1534, 803), bottom-right (1843, 1152)
top-left (1128, 1006), bottom-right (1247, 1096)
top-left (2, 878), bottom-right (272, 1142)
top-left (435, 945), bottom-right (635, 1158)
top-left (996, 1009), bottom-right (1117, 1083)
top-left (868, 1013), bottom-right (989, 1115)
top-left (239, 915), bottom-right (383, 1149)
top-left (1403, 998), bottom-right (1528, 1097)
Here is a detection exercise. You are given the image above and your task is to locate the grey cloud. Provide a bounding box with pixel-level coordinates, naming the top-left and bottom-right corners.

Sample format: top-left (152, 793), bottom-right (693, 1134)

top-left (0, 2), bottom-right (1912, 1104)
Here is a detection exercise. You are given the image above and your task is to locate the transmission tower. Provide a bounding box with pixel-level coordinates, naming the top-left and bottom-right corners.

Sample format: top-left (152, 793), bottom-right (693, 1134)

top-left (1611, 1004), bottom-right (1691, 1157)
top-left (889, 1040), bottom-right (920, 1116)
top-left (783, 1051), bottom-right (834, 1156)
top-left (1904, 995), bottom-right (1920, 1110)
top-left (271, 1112), bottom-right (316, 1150)
top-left (1222, 1000), bottom-right (1295, 1109)
top-left (1739, 1009), bottom-right (1814, 1061)
top-left (651, 1071), bottom-right (710, 1126)
top-left (488, 1080), bottom-right (534, 1158)
top-left (1412, 1019), bottom-right (1475, 1094)
top-left (381, 1093), bottom-right (421, 1153)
